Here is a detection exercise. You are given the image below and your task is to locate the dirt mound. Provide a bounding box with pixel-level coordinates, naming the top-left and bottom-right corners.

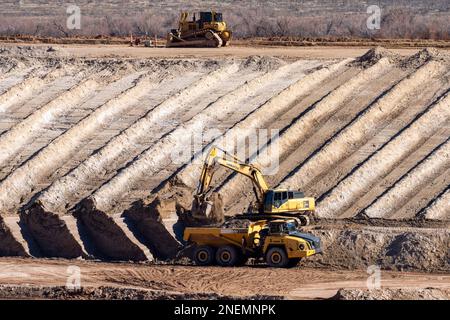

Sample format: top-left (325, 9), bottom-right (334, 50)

top-left (0, 45), bottom-right (66, 57)
top-left (0, 217), bottom-right (28, 256)
top-left (399, 47), bottom-right (446, 69)
top-left (332, 288), bottom-right (450, 300)
top-left (75, 199), bottom-right (148, 261)
top-left (0, 285), bottom-right (279, 300)
top-left (380, 232), bottom-right (449, 271)
top-left (304, 226), bottom-right (449, 272)
top-left (352, 46), bottom-right (401, 67)
top-left (22, 202), bottom-right (85, 258)
top-left (123, 198), bottom-right (182, 260)
top-left (241, 55), bottom-right (285, 71)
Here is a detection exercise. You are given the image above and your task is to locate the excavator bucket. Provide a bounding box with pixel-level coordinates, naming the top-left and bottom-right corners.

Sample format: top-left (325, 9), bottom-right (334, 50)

top-left (187, 193), bottom-right (225, 226)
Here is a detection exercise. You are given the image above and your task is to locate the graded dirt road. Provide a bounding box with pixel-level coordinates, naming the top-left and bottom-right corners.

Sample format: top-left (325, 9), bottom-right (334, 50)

top-left (0, 258), bottom-right (448, 300)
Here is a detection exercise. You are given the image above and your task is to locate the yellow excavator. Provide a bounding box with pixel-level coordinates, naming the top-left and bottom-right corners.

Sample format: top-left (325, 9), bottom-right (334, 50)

top-left (166, 11), bottom-right (232, 48)
top-left (190, 146), bottom-right (315, 226)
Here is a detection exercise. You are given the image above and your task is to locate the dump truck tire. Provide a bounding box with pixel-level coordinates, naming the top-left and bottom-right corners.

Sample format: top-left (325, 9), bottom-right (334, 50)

top-left (216, 245), bottom-right (240, 267)
top-left (193, 245), bottom-right (215, 266)
top-left (266, 247), bottom-right (289, 268)
top-left (287, 258), bottom-right (301, 268)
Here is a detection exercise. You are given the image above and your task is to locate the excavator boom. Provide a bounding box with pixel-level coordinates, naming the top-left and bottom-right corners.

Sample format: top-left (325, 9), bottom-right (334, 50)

top-left (197, 146), bottom-right (269, 197)
top-left (188, 146), bottom-right (315, 226)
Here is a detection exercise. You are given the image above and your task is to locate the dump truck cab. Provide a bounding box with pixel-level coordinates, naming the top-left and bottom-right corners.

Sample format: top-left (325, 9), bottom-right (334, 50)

top-left (261, 220), bottom-right (321, 266)
top-left (183, 220), bottom-right (321, 268)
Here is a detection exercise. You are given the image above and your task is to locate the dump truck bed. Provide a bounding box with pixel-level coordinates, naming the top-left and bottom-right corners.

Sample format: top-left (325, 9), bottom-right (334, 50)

top-left (183, 227), bottom-right (251, 248)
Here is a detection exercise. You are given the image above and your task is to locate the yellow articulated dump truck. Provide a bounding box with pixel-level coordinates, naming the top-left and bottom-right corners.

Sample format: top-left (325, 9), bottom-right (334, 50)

top-left (183, 219), bottom-right (321, 268)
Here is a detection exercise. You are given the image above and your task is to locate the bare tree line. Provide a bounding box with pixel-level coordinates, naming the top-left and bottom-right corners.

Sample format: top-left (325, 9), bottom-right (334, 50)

top-left (0, 7), bottom-right (448, 40)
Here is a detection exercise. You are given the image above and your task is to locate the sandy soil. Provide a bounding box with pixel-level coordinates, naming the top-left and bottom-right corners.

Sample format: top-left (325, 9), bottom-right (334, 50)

top-left (0, 42), bottom-right (433, 59)
top-left (0, 257), bottom-right (448, 300)
top-left (0, 44), bottom-right (448, 282)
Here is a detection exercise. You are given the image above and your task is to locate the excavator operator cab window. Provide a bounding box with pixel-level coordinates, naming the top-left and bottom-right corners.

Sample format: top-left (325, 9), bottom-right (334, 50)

top-left (288, 192), bottom-right (294, 199)
top-left (281, 192), bottom-right (288, 200)
top-left (274, 192), bottom-right (282, 201)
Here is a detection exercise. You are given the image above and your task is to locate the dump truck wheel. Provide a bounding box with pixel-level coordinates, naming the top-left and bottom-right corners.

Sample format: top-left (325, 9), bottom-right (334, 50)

top-left (216, 245), bottom-right (240, 267)
top-left (266, 247), bottom-right (289, 268)
top-left (236, 255), bottom-right (248, 266)
top-left (287, 258), bottom-right (301, 268)
top-left (193, 245), bottom-right (215, 266)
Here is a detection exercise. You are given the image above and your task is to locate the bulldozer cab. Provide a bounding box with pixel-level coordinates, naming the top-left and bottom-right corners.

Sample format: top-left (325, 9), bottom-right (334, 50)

top-left (199, 12), bottom-right (223, 23)
top-left (181, 11), bottom-right (224, 29)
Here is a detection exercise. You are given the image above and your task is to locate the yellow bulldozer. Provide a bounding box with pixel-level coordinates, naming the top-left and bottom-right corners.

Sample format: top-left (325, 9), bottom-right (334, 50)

top-left (189, 146), bottom-right (316, 226)
top-left (166, 11), bottom-right (232, 48)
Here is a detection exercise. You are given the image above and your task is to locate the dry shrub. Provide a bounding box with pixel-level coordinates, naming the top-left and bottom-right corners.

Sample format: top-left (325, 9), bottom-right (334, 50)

top-left (0, 4), bottom-right (448, 40)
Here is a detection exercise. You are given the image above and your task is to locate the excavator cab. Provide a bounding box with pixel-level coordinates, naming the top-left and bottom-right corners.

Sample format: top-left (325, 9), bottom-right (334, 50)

top-left (264, 190), bottom-right (314, 213)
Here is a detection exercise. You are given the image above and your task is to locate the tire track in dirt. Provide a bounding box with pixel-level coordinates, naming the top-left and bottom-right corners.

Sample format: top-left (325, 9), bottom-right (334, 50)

top-left (363, 137), bottom-right (450, 219)
top-left (33, 63), bottom-right (242, 214)
top-left (175, 59), bottom-right (351, 193)
top-left (88, 59), bottom-right (325, 215)
top-left (218, 57), bottom-right (395, 209)
top-left (317, 90), bottom-right (450, 218)
top-left (279, 60), bottom-right (446, 197)
top-left (0, 74), bottom-right (156, 213)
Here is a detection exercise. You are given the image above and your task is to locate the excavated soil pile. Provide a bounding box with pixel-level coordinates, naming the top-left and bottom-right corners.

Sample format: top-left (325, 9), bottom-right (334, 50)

top-left (0, 285), bottom-right (280, 300)
top-left (332, 288), bottom-right (450, 300)
top-left (303, 225), bottom-right (449, 272)
top-left (122, 198), bottom-right (182, 260)
top-left (0, 217), bottom-right (27, 256)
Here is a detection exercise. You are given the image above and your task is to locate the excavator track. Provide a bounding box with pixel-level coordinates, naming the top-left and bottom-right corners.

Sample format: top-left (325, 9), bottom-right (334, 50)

top-left (232, 212), bottom-right (313, 226)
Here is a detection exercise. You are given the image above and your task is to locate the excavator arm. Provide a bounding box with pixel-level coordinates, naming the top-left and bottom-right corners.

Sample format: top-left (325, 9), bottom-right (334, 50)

top-left (196, 146), bottom-right (269, 199)
top-left (189, 146), bottom-right (269, 224)
top-left (188, 146), bottom-right (315, 226)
